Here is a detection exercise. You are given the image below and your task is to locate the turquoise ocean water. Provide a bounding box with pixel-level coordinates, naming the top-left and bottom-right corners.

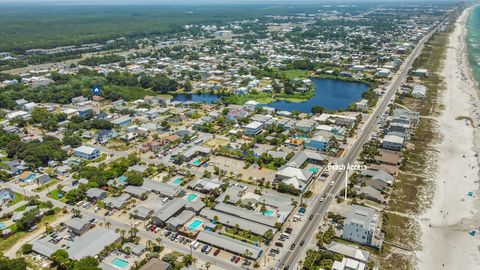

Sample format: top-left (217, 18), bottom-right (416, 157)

top-left (467, 5), bottom-right (480, 87)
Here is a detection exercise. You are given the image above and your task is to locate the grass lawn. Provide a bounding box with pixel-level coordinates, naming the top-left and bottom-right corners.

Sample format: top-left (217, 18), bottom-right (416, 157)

top-left (0, 208), bottom-right (62, 252)
top-left (223, 229), bottom-right (262, 244)
top-left (278, 69), bottom-right (310, 79)
top-left (47, 188), bottom-right (67, 202)
top-left (14, 201), bottom-right (51, 212)
top-left (7, 192), bottom-right (25, 207)
top-left (94, 153), bottom-right (108, 163)
top-left (32, 179), bottom-right (59, 193)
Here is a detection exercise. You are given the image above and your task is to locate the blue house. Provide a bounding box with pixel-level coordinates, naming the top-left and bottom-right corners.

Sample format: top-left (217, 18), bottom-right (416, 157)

top-left (77, 107), bottom-right (94, 118)
top-left (96, 129), bottom-right (118, 144)
top-left (0, 188), bottom-right (15, 204)
top-left (74, 145), bottom-right (100, 160)
top-left (305, 135), bottom-right (331, 152)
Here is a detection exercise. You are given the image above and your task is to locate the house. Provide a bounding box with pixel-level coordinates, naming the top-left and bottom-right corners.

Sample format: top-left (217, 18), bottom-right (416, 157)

top-left (35, 174), bottom-right (51, 185)
top-left (142, 179), bottom-right (180, 197)
top-left (226, 106), bottom-right (248, 122)
top-left (74, 145), bottom-right (100, 160)
top-left (355, 99), bottom-right (369, 111)
top-left (215, 186), bottom-right (245, 204)
top-left (104, 194), bottom-right (131, 209)
top-left (180, 145), bottom-right (212, 161)
top-left (77, 107), bottom-right (93, 118)
top-left (67, 228), bottom-right (121, 260)
top-left (361, 169), bottom-right (393, 191)
top-left (295, 119), bottom-right (316, 133)
top-left (244, 100), bottom-right (259, 111)
top-left (374, 149), bottom-right (402, 166)
top-left (165, 210), bottom-right (195, 231)
top-left (332, 258), bottom-right (366, 270)
top-left (342, 205), bottom-right (383, 247)
top-left (382, 135), bottom-right (404, 151)
top-left (139, 259), bottom-right (171, 270)
top-left (305, 135), bottom-right (331, 152)
top-left (275, 166), bottom-right (314, 192)
top-left (65, 217), bottom-right (92, 235)
top-left (358, 186), bottom-right (385, 203)
top-left (0, 188), bottom-right (15, 204)
top-left (4, 160), bottom-right (27, 175)
top-left (131, 205), bottom-right (153, 220)
top-left (124, 185), bottom-right (150, 199)
top-left (196, 230), bottom-right (263, 260)
top-left (151, 198), bottom-right (186, 227)
top-left (187, 178), bottom-right (221, 194)
top-left (85, 188), bottom-right (107, 201)
top-left (324, 241), bottom-right (370, 263)
top-left (286, 150), bottom-right (326, 168)
top-left (412, 68), bottom-right (429, 77)
top-left (95, 129), bottom-right (118, 144)
top-left (243, 121), bottom-right (263, 136)
top-left (412, 84), bottom-right (427, 99)
top-left (122, 242), bottom-right (146, 257)
top-left (110, 116), bottom-right (131, 127)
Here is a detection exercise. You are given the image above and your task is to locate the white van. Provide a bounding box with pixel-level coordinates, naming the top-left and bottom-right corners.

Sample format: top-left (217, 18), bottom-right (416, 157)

top-left (162, 197), bottom-right (170, 205)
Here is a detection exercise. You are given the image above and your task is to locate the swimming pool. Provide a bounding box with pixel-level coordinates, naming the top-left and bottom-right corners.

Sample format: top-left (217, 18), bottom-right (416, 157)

top-left (117, 176), bottom-right (127, 182)
top-left (22, 173), bottom-right (36, 183)
top-left (309, 167), bottom-right (319, 173)
top-left (111, 257), bottom-right (129, 269)
top-left (187, 219), bottom-right (203, 230)
top-left (186, 193), bottom-right (198, 202)
top-left (263, 210), bottom-right (274, 216)
top-left (171, 177), bottom-right (183, 186)
top-left (191, 159), bottom-right (202, 166)
top-left (0, 222), bottom-right (5, 229)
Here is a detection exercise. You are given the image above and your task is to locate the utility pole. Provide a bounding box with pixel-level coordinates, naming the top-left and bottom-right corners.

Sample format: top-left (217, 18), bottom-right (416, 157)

top-left (344, 167), bottom-right (348, 201)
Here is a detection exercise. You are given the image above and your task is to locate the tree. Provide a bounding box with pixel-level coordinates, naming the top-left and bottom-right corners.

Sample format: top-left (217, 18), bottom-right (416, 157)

top-left (182, 254), bottom-right (194, 266)
top-left (20, 243), bottom-right (33, 254)
top-left (204, 262), bottom-right (212, 270)
top-left (126, 172), bottom-right (143, 186)
top-left (50, 249), bottom-right (71, 270)
top-left (0, 254), bottom-right (27, 270)
top-left (263, 229), bottom-right (274, 243)
top-left (71, 256), bottom-right (101, 270)
top-left (71, 208), bottom-right (82, 218)
top-left (63, 134), bottom-right (82, 147)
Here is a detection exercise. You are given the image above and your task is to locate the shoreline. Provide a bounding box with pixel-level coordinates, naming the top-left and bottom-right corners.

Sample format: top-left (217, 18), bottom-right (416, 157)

top-left (416, 5), bottom-right (480, 270)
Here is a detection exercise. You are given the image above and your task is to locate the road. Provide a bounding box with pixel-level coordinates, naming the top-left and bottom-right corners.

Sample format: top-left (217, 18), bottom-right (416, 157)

top-left (276, 23), bottom-right (442, 270)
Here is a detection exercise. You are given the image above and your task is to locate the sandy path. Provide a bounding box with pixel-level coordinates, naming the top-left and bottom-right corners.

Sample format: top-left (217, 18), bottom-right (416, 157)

top-left (416, 6), bottom-right (480, 270)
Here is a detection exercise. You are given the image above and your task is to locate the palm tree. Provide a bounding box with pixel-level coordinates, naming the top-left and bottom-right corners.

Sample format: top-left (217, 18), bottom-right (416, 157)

top-left (146, 240), bottom-right (154, 252)
top-left (155, 236), bottom-right (162, 245)
top-left (129, 227), bottom-right (139, 239)
top-left (204, 262), bottom-right (212, 270)
top-left (105, 221), bottom-right (111, 229)
top-left (71, 208), bottom-right (82, 218)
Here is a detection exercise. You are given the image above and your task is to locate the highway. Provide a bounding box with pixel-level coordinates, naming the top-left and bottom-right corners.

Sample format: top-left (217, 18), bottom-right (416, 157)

top-left (276, 23), bottom-right (441, 270)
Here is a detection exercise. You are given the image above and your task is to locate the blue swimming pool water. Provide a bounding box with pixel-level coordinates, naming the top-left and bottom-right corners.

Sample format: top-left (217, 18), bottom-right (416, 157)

top-left (0, 222), bottom-right (6, 229)
top-left (111, 258), bottom-right (129, 268)
top-left (22, 173), bottom-right (36, 183)
top-left (191, 159), bottom-right (202, 166)
top-left (117, 176), bottom-right (127, 182)
top-left (309, 167), bottom-right (319, 173)
top-left (186, 193), bottom-right (198, 202)
top-left (263, 210), bottom-right (274, 216)
top-left (187, 219), bottom-right (203, 230)
top-left (171, 177), bottom-right (183, 186)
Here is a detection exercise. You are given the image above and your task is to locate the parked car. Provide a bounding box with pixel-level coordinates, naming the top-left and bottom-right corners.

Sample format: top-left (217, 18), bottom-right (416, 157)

top-left (214, 249), bottom-right (220, 256)
top-left (234, 257), bottom-right (240, 264)
top-left (290, 243), bottom-right (296, 250)
top-left (231, 256), bottom-right (237, 262)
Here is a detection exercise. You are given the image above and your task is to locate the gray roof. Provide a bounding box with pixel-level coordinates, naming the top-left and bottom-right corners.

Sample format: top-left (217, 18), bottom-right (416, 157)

top-left (124, 185), bottom-right (150, 197)
top-left (131, 205), bottom-right (153, 219)
top-left (65, 217), bottom-right (91, 231)
top-left (215, 203), bottom-right (277, 227)
top-left (104, 194), bottom-right (131, 209)
top-left (31, 238), bottom-right (61, 257)
top-left (182, 145), bottom-right (212, 159)
top-left (185, 200), bottom-right (205, 212)
top-left (122, 242), bottom-right (146, 255)
top-left (361, 169), bottom-right (394, 185)
top-left (166, 210), bottom-right (195, 227)
top-left (325, 241), bottom-right (370, 262)
top-left (196, 230), bottom-right (263, 259)
top-left (200, 208), bottom-right (275, 236)
top-left (67, 228), bottom-right (121, 260)
top-left (152, 198), bottom-right (186, 223)
top-left (286, 150), bottom-right (327, 168)
top-left (86, 188), bottom-right (106, 199)
top-left (74, 145), bottom-right (98, 155)
top-left (142, 179), bottom-right (179, 197)
top-left (344, 205), bottom-right (379, 230)
top-left (187, 178), bottom-right (221, 191)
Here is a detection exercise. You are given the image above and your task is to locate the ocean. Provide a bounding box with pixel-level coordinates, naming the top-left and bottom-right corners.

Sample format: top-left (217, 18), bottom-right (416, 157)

top-left (467, 5), bottom-right (480, 87)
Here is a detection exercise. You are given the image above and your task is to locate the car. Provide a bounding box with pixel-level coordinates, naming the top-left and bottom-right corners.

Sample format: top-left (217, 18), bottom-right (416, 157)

top-left (234, 257), bottom-right (241, 264)
top-left (231, 256), bottom-right (237, 262)
top-left (319, 196), bottom-right (325, 202)
top-left (205, 245), bottom-right (212, 254)
top-left (201, 245), bottom-right (208, 253)
top-left (330, 180), bottom-right (335, 186)
top-left (285, 227), bottom-right (293, 234)
top-left (283, 266), bottom-right (290, 270)
top-left (290, 243), bottom-right (296, 250)
top-left (165, 231), bottom-right (171, 238)
top-left (275, 242), bottom-right (284, 247)
top-left (271, 248), bottom-right (280, 254)
top-left (214, 249), bottom-right (220, 256)
top-left (154, 227), bottom-right (161, 233)
top-left (300, 240), bottom-right (305, 246)
top-left (309, 214), bottom-right (314, 220)
top-left (150, 225), bottom-right (157, 232)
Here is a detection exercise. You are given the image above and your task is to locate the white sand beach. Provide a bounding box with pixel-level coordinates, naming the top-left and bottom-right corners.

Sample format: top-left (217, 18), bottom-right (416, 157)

top-left (417, 6), bottom-right (480, 270)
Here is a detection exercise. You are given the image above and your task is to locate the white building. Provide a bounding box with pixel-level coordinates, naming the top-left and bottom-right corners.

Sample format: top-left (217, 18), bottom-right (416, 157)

top-left (382, 134), bottom-right (404, 151)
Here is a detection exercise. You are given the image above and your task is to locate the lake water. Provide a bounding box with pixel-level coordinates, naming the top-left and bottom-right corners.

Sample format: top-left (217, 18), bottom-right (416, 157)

top-left (171, 78), bottom-right (369, 113)
top-left (260, 78), bottom-right (369, 113)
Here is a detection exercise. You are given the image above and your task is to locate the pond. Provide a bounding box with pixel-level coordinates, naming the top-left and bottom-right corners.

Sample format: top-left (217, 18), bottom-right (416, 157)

top-left (171, 78), bottom-right (369, 113)
top-left (260, 78), bottom-right (369, 113)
